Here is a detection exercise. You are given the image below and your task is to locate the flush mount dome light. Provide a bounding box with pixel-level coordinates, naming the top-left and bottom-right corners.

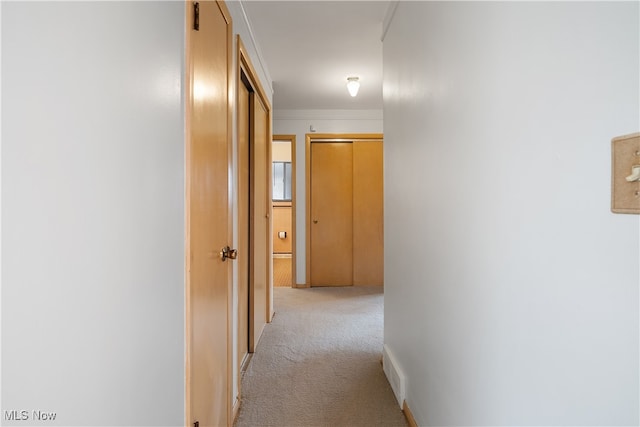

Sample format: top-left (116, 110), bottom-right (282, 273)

top-left (347, 77), bottom-right (360, 97)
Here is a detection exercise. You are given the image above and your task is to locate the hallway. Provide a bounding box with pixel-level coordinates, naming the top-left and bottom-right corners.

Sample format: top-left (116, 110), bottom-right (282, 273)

top-left (234, 287), bottom-right (407, 427)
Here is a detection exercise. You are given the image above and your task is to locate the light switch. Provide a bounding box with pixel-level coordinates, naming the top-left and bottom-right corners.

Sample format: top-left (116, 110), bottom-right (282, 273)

top-left (611, 132), bottom-right (640, 214)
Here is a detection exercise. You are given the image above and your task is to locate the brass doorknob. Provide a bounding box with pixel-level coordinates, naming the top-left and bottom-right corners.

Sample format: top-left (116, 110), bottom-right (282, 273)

top-left (220, 246), bottom-right (238, 261)
top-left (313, 219), bottom-right (318, 224)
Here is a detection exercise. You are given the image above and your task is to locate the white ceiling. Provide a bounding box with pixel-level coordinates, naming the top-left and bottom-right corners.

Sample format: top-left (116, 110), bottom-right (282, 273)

top-left (240, 1), bottom-right (390, 111)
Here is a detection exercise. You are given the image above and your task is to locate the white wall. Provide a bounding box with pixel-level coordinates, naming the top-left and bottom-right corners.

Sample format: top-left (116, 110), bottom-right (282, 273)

top-left (273, 109), bottom-right (383, 284)
top-left (383, 2), bottom-right (639, 426)
top-left (2, 2), bottom-right (185, 425)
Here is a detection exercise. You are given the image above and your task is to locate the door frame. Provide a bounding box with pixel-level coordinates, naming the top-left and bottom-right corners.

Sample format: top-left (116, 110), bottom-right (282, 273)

top-left (272, 134), bottom-right (297, 288)
top-left (237, 34), bottom-right (273, 332)
top-left (185, 1), bottom-right (233, 426)
top-left (235, 35), bottom-right (273, 412)
top-left (235, 61), bottom-right (251, 418)
top-left (305, 133), bottom-right (383, 287)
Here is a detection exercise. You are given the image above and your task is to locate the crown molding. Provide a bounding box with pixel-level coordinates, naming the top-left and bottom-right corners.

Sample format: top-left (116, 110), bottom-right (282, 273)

top-left (382, 1), bottom-right (400, 42)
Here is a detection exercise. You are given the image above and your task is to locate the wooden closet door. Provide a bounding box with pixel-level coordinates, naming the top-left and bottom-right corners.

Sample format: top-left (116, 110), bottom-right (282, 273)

top-left (353, 141), bottom-right (384, 286)
top-left (310, 142), bottom-right (353, 286)
top-left (250, 94), bottom-right (270, 344)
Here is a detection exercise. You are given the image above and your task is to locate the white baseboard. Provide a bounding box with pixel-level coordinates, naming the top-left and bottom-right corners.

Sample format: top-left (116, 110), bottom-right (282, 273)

top-left (382, 344), bottom-right (405, 408)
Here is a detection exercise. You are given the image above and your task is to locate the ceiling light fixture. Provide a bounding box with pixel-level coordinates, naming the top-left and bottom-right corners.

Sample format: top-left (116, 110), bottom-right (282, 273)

top-left (347, 77), bottom-right (360, 97)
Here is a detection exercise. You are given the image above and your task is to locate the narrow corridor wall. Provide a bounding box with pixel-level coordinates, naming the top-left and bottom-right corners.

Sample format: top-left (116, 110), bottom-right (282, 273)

top-left (2, 2), bottom-right (186, 425)
top-left (383, 2), bottom-right (639, 425)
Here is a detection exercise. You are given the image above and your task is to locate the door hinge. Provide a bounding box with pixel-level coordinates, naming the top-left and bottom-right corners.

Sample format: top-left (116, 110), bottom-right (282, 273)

top-left (193, 2), bottom-right (200, 31)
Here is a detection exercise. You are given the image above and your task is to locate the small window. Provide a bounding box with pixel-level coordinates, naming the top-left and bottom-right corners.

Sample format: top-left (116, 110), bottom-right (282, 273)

top-left (273, 161), bottom-right (292, 201)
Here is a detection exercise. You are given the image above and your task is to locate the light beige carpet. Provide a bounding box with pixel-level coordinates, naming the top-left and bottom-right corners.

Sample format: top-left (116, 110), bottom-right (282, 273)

top-left (234, 286), bottom-right (408, 427)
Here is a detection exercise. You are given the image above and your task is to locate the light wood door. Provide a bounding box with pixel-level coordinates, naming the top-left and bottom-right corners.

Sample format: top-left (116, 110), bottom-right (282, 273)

top-left (353, 141), bottom-right (384, 285)
top-left (250, 94), bottom-right (270, 345)
top-left (186, 2), bottom-right (232, 427)
top-left (310, 142), bottom-right (353, 286)
top-left (237, 80), bottom-right (250, 370)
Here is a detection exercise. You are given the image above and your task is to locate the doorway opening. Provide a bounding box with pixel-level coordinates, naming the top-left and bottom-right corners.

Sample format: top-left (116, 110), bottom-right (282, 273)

top-left (272, 135), bottom-right (297, 288)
